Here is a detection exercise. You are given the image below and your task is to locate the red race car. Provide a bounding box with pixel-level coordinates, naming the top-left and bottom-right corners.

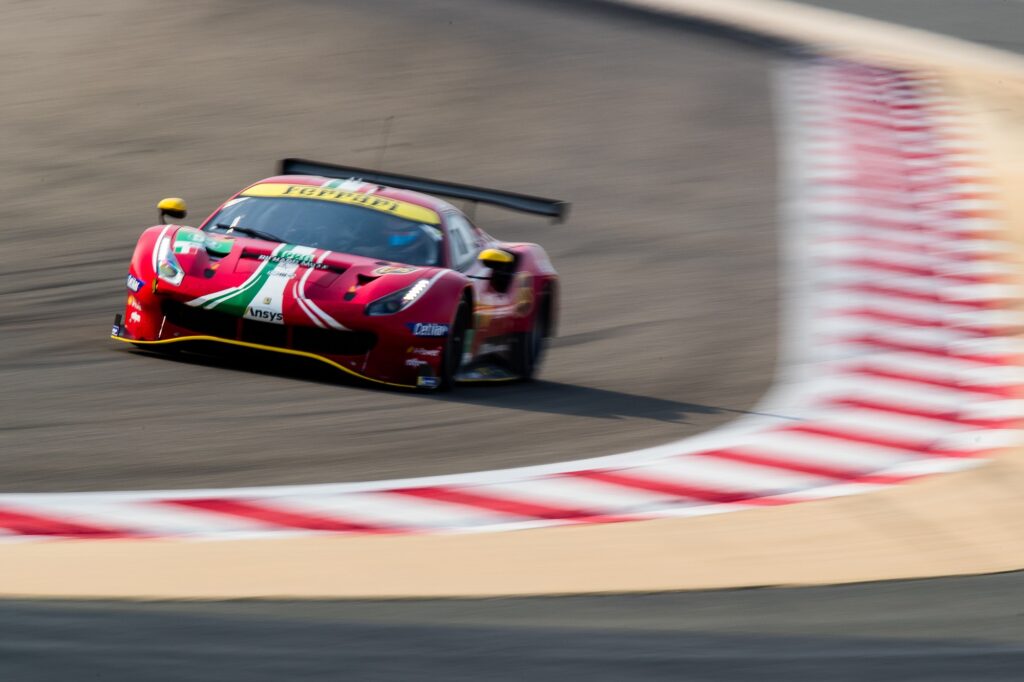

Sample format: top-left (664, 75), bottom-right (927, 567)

top-left (112, 159), bottom-right (567, 390)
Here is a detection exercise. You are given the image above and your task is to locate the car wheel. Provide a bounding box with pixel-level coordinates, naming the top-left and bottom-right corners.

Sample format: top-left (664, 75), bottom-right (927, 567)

top-left (438, 297), bottom-right (470, 391)
top-left (511, 293), bottom-right (548, 381)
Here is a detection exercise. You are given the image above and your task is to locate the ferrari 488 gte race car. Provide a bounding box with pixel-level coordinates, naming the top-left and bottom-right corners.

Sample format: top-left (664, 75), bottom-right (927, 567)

top-left (112, 159), bottom-right (568, 390)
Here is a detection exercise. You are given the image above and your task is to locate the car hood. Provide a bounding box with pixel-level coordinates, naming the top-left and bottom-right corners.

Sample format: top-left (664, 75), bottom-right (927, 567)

top-left (162, 227), bottom-right (440, 328)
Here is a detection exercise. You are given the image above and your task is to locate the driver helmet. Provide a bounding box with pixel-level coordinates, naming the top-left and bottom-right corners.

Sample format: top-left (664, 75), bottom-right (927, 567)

top-left (384, 223), bottom-right (435, 264)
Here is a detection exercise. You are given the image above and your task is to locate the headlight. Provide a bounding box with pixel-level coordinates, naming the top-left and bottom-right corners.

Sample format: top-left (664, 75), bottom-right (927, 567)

top-left (155, 236), bottom-right (184, 286)
top-left (365, 278), bottom-right (431, 316)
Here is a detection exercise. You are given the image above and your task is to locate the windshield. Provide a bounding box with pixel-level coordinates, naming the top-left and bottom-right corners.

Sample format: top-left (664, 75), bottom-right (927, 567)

top-left (203, 196), bottom-right (444, 266)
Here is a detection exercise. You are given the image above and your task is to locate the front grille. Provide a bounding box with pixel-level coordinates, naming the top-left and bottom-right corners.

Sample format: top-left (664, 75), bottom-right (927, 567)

top-left (293, 326), bottom-right (376, 355)
top-left (241, 319), bottom-right (287, 347)
top-left (160, 299), bottom-right (375, 356)
top-left (162, 300), bottom-right (237, 339)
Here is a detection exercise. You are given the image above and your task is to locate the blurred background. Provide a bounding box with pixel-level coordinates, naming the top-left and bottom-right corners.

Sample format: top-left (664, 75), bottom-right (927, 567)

top-left (2, 0), bottom-right (1022, 679)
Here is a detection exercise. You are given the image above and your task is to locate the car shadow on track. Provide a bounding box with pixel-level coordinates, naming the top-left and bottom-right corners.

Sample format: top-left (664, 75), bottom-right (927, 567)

top-left (126, 346), bottom-right (754, 424)
top-left (440, 381), bottom-right (723, 423)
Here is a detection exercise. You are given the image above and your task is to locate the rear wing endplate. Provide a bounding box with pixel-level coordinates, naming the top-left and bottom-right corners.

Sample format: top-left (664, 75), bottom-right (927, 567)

top-left (279, 158), bottom-right (570, 223)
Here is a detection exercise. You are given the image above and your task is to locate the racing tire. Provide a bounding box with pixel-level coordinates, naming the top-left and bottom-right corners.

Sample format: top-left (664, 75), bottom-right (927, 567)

top-left (510, 293), bottom-right (549, 381)
top-left (438, 297), bottom-right (471, 391)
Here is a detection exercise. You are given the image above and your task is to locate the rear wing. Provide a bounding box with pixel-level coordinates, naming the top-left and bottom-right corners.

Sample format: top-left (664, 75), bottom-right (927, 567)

top-left (279, 158), bottom-right (570, 223)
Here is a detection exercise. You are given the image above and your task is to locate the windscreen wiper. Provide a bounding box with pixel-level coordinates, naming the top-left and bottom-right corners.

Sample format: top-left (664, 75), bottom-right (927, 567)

top-left (215, 223), bottom-right (285, 243)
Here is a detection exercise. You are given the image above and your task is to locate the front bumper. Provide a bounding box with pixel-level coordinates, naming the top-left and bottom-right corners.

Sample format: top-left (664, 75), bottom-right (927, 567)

top-left (114, 296), bottom-right (444, 389)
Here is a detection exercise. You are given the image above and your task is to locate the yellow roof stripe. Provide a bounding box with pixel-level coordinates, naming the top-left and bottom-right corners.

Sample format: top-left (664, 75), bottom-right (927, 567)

top-left (241, 183), bottom-right (440, 225)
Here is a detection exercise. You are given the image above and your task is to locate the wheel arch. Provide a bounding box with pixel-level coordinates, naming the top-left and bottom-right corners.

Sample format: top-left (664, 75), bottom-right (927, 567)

top-left (539, 277), bottom-right (557, 338)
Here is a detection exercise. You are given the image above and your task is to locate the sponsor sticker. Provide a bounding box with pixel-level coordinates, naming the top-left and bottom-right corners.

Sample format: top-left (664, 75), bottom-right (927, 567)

top-left (408, 346), bottom-right (441, 357)
top-left (126, 273), bottom-right (145, 292)
top-left (241, 183), bottom-right (441, 225)
top-left (247, 307), bottom-right (284, 323)
top-left (407, 322), bottom-right (449, 337)
top-left (111, 323), bottom-right (120, 336)
top-left (128, 311), bottom-right (142, 324)
top-left (127, 295), bottom-right (143, 311)
top-left (405, 358), bottom-right (429, 368)
top-left (257, 252), bottom-right (327, 269)
top-left (417, 376), bottom-right (441, 389)
top-left (205, 236), bottom-right (234, 256)
top-left (173, 228), bottom-right (207, 255)
top-left (373, 265), bottom-right (419, 276)
top-left (322, 178), bottom-right (367, 191)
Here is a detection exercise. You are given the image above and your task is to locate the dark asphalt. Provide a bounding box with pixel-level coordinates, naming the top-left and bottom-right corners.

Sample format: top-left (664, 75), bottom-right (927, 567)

top-left (0, 0), bottom-right (778, 492)
top-left (4, 572), bottom-right (1023, 681)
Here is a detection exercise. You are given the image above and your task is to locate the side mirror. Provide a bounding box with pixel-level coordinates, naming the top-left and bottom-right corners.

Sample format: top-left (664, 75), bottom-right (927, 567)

top-left (158, 197), bottom-right (188, 223)
top-left (478, 248), bottom-right (515, 272)
top-left (478, 248), bottom-right (516, 293)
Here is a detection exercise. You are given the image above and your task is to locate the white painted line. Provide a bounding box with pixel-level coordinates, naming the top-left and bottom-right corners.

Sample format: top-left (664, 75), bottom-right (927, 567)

top-left (730, 431), bottom-right (917, 469)
top-left (653, 456), bottom-right (828, 493)
top-left (483, 478), bottom-right (692, 514)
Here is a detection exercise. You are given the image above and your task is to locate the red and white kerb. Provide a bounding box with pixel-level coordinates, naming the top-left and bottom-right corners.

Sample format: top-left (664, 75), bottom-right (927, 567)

top-left (1, 58), bottom-right (1021, 539)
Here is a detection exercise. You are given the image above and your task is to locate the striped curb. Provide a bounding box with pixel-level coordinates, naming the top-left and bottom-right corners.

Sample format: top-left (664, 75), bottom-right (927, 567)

top-left (3, 57), bottom-right (1021, 540)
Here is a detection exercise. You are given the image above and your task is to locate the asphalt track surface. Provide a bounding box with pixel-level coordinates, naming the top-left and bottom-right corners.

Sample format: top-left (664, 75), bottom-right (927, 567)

top-left (0, 0), bottom-right (778, 492)
top-left (5, 572), bottom-right (1023, 681)
top-left (4, 0), bottom-right (1024, 680)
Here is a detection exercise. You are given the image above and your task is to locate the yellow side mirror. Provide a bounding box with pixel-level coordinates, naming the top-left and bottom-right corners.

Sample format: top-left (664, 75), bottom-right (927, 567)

top-left (478, 248), bottom-right (515, 270)
top-left (158, 197), bottom-right (188, 223)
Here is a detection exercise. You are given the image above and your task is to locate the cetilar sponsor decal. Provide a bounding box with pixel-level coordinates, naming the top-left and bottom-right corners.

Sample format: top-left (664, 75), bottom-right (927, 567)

top-left (126, 273), bottom-right (144, 292)
top-left (407, 322), bottom-right (449, 337)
